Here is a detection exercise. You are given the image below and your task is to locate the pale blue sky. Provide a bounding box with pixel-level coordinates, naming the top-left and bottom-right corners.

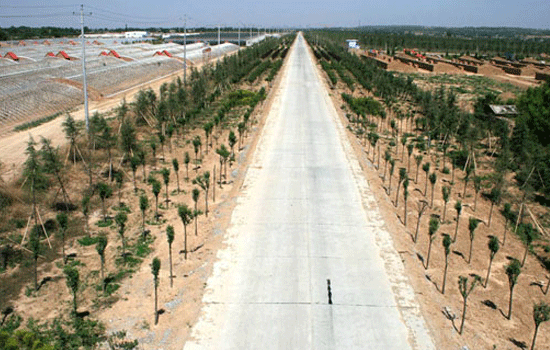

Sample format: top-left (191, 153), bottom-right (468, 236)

top-left (1, 0), bottom-right (549, 29)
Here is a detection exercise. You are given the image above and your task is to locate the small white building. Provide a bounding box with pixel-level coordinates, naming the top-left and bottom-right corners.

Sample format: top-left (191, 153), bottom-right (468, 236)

top-left (346, 39), bottom-right (359, 49)
top-left (125, 31), bottom-right (149, 39)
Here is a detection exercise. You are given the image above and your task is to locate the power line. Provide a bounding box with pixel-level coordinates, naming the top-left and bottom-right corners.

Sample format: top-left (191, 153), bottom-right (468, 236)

top-left (0, 5), bottom-right (76, 9)
top-left (86, 5), bottom-right (170, 21)
top-left (0, 13), bottom-right (73, 18)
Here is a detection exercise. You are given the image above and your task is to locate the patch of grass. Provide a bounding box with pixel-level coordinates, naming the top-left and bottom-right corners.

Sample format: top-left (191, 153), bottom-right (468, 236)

top-left (78, 236), bottom-right (99, 246)
top-left (13, 111), bottom-right (63, 132)
top-left (96, 219), bottom-right (113, 228)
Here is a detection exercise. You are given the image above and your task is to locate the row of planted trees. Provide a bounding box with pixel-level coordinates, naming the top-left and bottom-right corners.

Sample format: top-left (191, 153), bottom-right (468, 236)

top-left (0, 34), bottom-right (296, 346)
top-left (307, 33), bottom-right (550, 349)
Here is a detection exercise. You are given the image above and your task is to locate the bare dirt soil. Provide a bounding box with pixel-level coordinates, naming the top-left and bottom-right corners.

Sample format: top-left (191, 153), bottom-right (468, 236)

top-left (321, 64), bottom-right (550, 349)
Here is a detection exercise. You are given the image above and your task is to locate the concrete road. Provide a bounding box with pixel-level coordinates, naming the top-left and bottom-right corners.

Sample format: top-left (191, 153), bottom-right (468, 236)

top-left (184, 33), bottom-right (434, 350)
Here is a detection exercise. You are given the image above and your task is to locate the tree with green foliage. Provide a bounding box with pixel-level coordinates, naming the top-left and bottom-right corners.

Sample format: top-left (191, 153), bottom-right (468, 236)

top-left (425, 217), bottom-right (440, 269)
top-left (40, 137), bottom-right (71, 208)
top-left (193, 172), bottom-right (211, 217)
top-left (203, 122), bottom-right (213, 154)
top-left (468, 217), bottom-right (480, 264)
top-left (388, 159), bottom-right (395, 195)
top-left (192, 188), bottom-right (200, 236)
top-left (96, 235), bottom-right (108, 291)
top-left (139, 194), bottom-right (149, 235)
top-left (62, 113), bottom-right (80, 164)
top-left (184, 151), bottom-right (191, 181)
top-left (151, 257), bottom-right (161, 325)
top-left (458, 275), bottom-right (481, 335)
top-left (414, 155), bottom-right (423, 183)
top-left (520, 223), bottom-right (537, 267)
top-left (485, 236), bottom-right (500, 288)
top-left (152, 180), bottom-right (161, 220)
top-left (64, 265), bottom-right (79, 316)
top-left (228, 130), bottom-right (237, 157)
top-left (130, 155), bottom-right (140, 193)
top-left (395, 168), bottom-right (406, 207)
top-left (119, 119), bottom-right (136, 161)
top-left (505, 258), bottom-right (522, 320)
top-left (81, 194), bottom-right (90, 234)
top-left (115, 212), bottom-right (128, 259)
top-left (166, 225), bottom-right (175, 288)
top-left (463, 164), bottom-right (473, 198)
top-left (414, 200), bottom-right (429, 243)
top-left (216, 144), bottom-right (230, 183)
top-left (150, 140), bottom-right (157, 170)
top-left (453, 200), bottom-right (462, 242)
top-left (172, 158), bottom-right (180, 193)
top-left (56, 213), bottom-right (68, 264)
top-left (192, 136), bottom-right (202, 166)
top-left (157, 133), bottom-right (166, 162)
top-left (29, 227), bottom-right (41, 291)
top-left (114, 171), bottom-right (124, 207)
top-left (442, 186), bottom-right (451, 221)
top-left (237, 121), bottom-right (246, 151)
top-left (136, 149), bottom-right (147, 183)
top-left (160, 168), bottom-right (170, 205)
top-left (383, 150), bottom-right (391, 183)
top-left (429, 172), bottom-right (437, 207)
top-left (407, 143), bottom-right (414, 173)
top-left (178, 204), bottom-right (193, 260)
top-left (441, 234), bottom-right (452, 294)
top-left (531, 302), bottom-right (550, 350)
top-left (502, 203), bottom-right (513, 246)
top-left (97, 182), bottom-right (112, 222)
top-left (422, 163), bottom-right (430, 196)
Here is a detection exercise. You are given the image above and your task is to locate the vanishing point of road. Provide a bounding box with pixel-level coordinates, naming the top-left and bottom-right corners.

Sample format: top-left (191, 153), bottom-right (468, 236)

top-left (184, 33), bottom-right (435, 349)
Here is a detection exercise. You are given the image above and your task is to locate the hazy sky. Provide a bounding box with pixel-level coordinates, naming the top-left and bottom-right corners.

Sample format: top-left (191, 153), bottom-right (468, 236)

top-left (1, 0), bottom-right (549, 29)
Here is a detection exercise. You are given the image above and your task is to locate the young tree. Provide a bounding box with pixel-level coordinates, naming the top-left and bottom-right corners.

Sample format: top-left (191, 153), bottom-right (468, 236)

top-left (395, 168), bottom-right (407, 207)
top-left (82, 194), bottom-right (90, 234)
top-left (178, 204), bottom-right (193, 260)
top-left (425, 217), bottom-right (440, 269)
top-left (228, 130), bottom-right (237, 157)
top-left (422, 162), bottom-right (430, 196)
top-left (139, 195), bottom-right (149, 235)
top-left (216, 144), bottom-right (230, 183)
top-left (458, 275), bottom-right (481, 335)
top-left (407, 143), bottom-right (414, 173)
top-left (415, 155), bottom-right (423, 183)
top-left (237, 121), bottom-right (246, 151)
top-left (40, 137), bottom-right (71, 208)
top-left (151, 257), bottom-right (161, 325)
top-left (505, 258), bottom-right (522, 320)
top-left (64, 265), bottom-right (79, 316)
top-left (388, 159), bottom-right (395, 195)
top-left (150, 140), bottom-right (158, 170)
top-left (403, 179), bottom-right (409, 227)
top-left (62, 113), bottom-right (80, 164)
top-left (192, 188), bottom-right (200, 236)
top-left (115, 212), bottom-right (128, 260)
top-left (130, 155), bottom-right (140, 193)
top-left (414, 200), bottom-right (429, 243)
top-left (193, 172), bottom-right (210, 217)
top-left (136, 149), bottom-right (147, 183)
top-left (152, 180), bottom-right (161, 220)
top-left (172, 158), bottom-right (180, 193)
top-left (467, 217), bottom-right (480, 264)
top-left (157, 133), bottom-right (166, 162)
top-left (29, 228), bottom-right (41, 291)
top-left (166, 225), bottom-right (175, 288)
top-left (114, 171), bottom-right (124, 207)
top-left (203, 122), bottom-right (213, 154)
top-left (96, 235), bottom-right (108, 292)
top-left (473, 176), bottom-right (483, 211)
top-left (97, 182), bottom-right (112, 222)
top-left (442, 186), bottom-right (451, 221)
top-left (531, 302), bottom-right (550, 350)
top-left (502, 203), bottom-right (513, 246)
top-left (453, 200), bottom-right (462, 242)
top-left (487, 186), bottom-right (502, 227)
top-left (441, 234), bottom-right (452, 294)
top-left (521, 223), bottom-right (536, 267)
top-left (56, 213), bottom-right (68, 264)
top-left (485, 236), bottom-right (500, 288)
top-left (161, 168), bottom-right (170, 205)
top-left (184, 151), bottom-right (191, 180)
top-left (463, 165), bottom-right (473, 198)
top-left (429, 172), bottom-right (437, 207)
top-left (192, 136), bottom-right (201, 166)
top-left (383, 150), bottom-right (391, 183)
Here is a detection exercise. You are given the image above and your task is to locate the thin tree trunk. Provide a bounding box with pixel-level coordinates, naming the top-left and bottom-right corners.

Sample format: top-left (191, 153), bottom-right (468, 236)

top-left (459, 299), bottom-right (467, 334)
top-left (488, 203), bottom-right (494, 227)
top-left (395, 182), bottom-right (401, 206)
top-left (474, 191), bottom-right (478, 211)
top-left (443, 202), bottom-right (447, 221)
top-left (169, 244), bottom-right (173, 288)
top-left (431, 184), bottom-right (435, 207)
top-left (416, 164), bottom-right (420, 183)
top-left (101, 256), bottom-right (105, 292)
top-left (508, 286), bottom-right (514, 319)
top-left (468, 238), bottom-right (473, 264)
top-left (522, 244), bottom-right (529, 267)
top-left (503, 219), bottom-right (508, 246)
top-left (442, 256), bottom-right (448, 294)
top-left (485, 257), bottom-right (493, 288)
top-left (62, 231), bottom-right (65, 264)
top-left (415, 214), bottom-right (422, 243)
top-left (205, 190), bottom-right (209, 217)
top-left (404, 199), bottom-right (407, 227)
top-left (426, 239), bottom-right (433, 269)
top-left (453, 215), bottom-right (460, 242)
top-left (34, 256), bottom-right (38, 291)
top-left (184, 225), bottom-right (187, 260)
top-left (154, 284), bottom-right (158, 325)
top-left (425, 173), bottom-right (429, 196)
top-left (155, 197), bottom-right (159, 221)
top-left (194, 202), bottom-right (198, 236)
top-left (531, 324), bottom-right (540, 350)
top-left (73, 291), bottom-right (77, 315)
top-left (213, 166), bottom-right (216, 202)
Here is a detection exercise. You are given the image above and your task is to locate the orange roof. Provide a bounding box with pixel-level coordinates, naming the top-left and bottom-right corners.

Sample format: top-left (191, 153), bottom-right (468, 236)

top-left (109, 50), bottom-right (121, 58)
top-left (57, 51), bottom-right (70, 59)
top-left (5, 52), bottom-right (19, 60)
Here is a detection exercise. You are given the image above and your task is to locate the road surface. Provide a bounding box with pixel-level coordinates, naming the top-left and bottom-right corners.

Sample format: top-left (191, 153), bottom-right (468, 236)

top-left (184, 33), bottom-right (434, 350)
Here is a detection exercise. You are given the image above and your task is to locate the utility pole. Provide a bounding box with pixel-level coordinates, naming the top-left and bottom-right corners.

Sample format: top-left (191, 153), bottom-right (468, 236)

top-left (183, 14), bottom-right (187, 86)
top-left (217, 25), bottom-right (220, 47)
top-left (75, 4), bottom-right (92, 133)
top-left (238, 25), bottom-right (240, 46)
